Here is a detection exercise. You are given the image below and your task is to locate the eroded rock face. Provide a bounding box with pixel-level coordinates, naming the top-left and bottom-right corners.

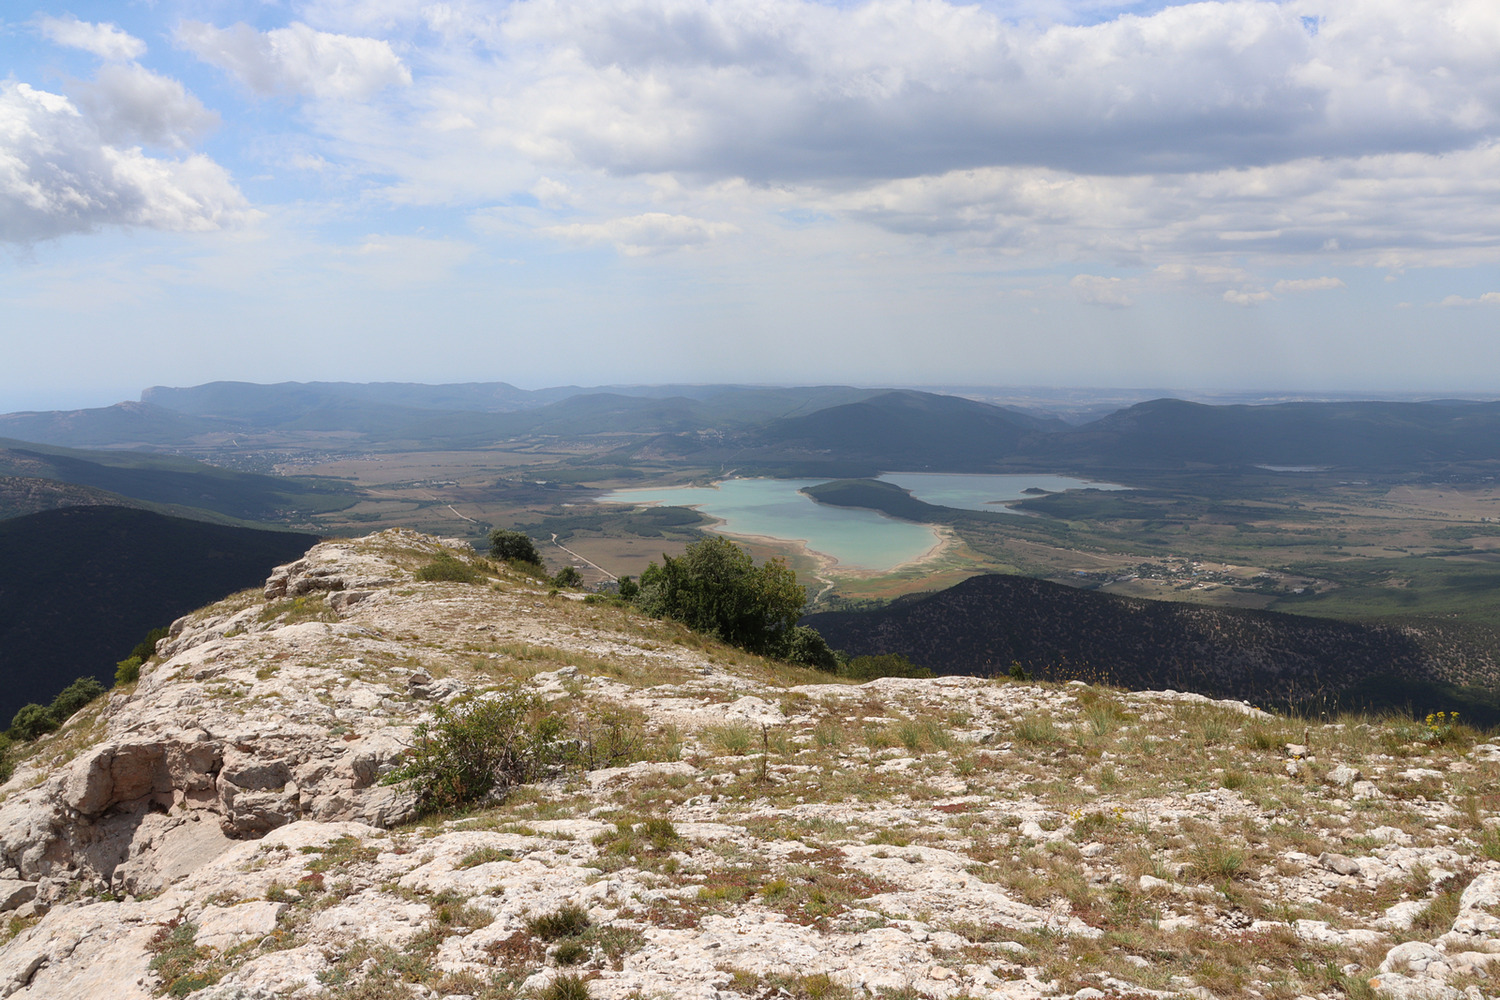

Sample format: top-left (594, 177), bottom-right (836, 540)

top-left (0, 532), bottom-right (445, 890)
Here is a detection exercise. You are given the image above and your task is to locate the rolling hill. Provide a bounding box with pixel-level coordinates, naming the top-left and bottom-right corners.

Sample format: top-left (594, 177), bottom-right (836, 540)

top-left (0, 439), bottom-right (357, 524)
top-left (803, 572), bottom-right (1500, 719)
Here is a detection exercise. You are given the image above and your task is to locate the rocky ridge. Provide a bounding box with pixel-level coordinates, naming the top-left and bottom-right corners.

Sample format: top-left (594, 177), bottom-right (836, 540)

top-left (0, 530), bottom-right (1496, 1000)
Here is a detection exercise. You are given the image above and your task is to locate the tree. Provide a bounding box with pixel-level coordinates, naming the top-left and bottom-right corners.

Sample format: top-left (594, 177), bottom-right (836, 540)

top-left (489, 529), bottom-right (542, 566)
top-left (553, 566), bottom-right (583, 588)
top-left (634, 537), bottom-right (807, 656)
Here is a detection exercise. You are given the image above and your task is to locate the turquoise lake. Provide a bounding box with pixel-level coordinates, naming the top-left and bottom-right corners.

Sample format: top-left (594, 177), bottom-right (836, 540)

top-left (599, 478), bottom-right (940, 571)
top-left (599, 473), bottom-right (1128, 572)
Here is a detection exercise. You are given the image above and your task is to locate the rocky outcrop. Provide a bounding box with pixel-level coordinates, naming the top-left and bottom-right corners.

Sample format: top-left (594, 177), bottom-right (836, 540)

top-left (1, 529), bottom-right (1500, 1000)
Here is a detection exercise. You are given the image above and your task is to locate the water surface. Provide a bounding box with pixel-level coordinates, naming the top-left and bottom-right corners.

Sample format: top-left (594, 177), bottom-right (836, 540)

top-left (599, 478), bottom-right (939, 571)
top-left (600, 472), bottom-right (1131, 572)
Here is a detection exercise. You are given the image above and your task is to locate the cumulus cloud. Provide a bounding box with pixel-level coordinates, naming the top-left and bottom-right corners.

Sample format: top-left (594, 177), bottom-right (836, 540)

top-left (1438, 292), bottom-right (1500, 307)
top-left (36, 15), bottom-right (145, 61)
top-left (177, 21), bottom-right (411, 100)
top-left (72, 65), bottom-right (218, 150)
top-left (1070, 274), bottom-right (1132, 307)
top-left (1223, 288), bottom-right (1274, 306)
top-left (1273, 277), bottom-right (1345, 293)
top-left (540, 213), bottom-right (739, 256)
top-left (0, 81), bottom-right (249, 244)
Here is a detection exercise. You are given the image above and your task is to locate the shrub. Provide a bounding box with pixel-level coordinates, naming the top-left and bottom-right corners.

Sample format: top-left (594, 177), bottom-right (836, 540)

top-left (617, 576), bottom-right (639, 600)
top-left (838, 653), bottom-right (932, 681)
top-left (527, 903), bottom-right (591, 941)
top-left (783, 625), bottom-right (838, 671)
top-left (541, 973), bottom-right (591, 1000)
top-left (49, 676), bottom-right (105, 721)
top-left (129, 626), bottom-right (169, 664)
top-left (415, 552), bottom-right (481, 584)
top-left (8, 704), bottom-right (58, 741)
top-left (634, 537), bottom-right (807, 656)
top-left (489, 529), bottom-right (542, 566)
top-left (115, 656), bottom-right (143, 686)
top-left (382, 687), bottom-right (566, 812)
top-left (553, 566), bottom-right (583, 589)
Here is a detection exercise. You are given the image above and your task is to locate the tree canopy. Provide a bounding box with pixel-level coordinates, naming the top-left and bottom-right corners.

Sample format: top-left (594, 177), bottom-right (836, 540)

top-left (489, 528), bottom-right (542, 566)
top-left (634, 537), bottom-right (808, 657)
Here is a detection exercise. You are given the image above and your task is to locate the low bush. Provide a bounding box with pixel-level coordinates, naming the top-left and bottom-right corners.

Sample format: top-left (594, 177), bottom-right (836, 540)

top-left (7, 675), bottom-right (106, 741)
top-left (540, 973), bottom-right (591, 1000)
top-left (382, 687), bottom-right (566, 812)
top-left (49, 676), bottom-right (105, 720)
top-left (416, 552), bottom-right (482, 584)
top-left (115, 655), bottom-right (142, 686)
top-left (7, 704), bottom-right (55, 741)
top-left (838, 653), bottom-right (932, 681)
top-left (526, 903), bottom-right (591, 940)
top-left (783, 625), bottom-right (838, 671)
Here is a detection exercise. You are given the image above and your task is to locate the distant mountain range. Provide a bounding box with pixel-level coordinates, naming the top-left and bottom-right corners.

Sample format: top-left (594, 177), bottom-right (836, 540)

top-left (0, 507), bottom-right (319, 723)
top-left (803, 572), bottom-right (1500, 721)
top-left (5, 383), bottom-right (1500, 476)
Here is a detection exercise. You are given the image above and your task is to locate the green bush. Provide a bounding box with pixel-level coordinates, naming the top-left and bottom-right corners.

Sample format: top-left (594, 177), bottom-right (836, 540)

top-left (552, 566), bottom-right (583, 589)
top-left (129, 627), bottom-right (169, 664)
top-left (782, 625), bottom-right (838, 671)
top-left (634, 537), bottom-right (807, 656)
top-left (416, 551), bottom-right (481, 583)
top-left (382, 687), bottom-right (566, 812)
top-left (115, 655), bottom-right (143, 686)
top-left (115, 625), bottom-right (169, 688)
top-left (50, 676), bottom-right (105, 720)
top-left (838, 653), bottom-right (933, 681)
top-left (8, 704), bottom-right (58, 741)
top-left (489, 529), bottom-right (542, 566)
top-left (526, 903), bottom-right (591, 940)
top-left (541, 974), bottom-right (591, 1000)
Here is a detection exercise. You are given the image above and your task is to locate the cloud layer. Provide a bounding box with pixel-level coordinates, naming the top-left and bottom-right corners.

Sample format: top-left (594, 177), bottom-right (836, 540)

top-left (0, 82), bottom-right (247, 243)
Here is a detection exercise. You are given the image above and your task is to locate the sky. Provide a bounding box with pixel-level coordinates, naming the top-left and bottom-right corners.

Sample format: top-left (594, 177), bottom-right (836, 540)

top-left (4, 0), bottom-right (1500, 411)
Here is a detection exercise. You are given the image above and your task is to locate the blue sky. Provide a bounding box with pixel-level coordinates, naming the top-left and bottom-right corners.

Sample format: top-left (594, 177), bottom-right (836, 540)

top-left (4, 0), bottom-right (1500, 410)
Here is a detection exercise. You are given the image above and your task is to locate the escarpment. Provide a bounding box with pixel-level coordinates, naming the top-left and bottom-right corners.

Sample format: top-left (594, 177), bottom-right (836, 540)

top-left (1, 529), bottom-right (1500, 1000)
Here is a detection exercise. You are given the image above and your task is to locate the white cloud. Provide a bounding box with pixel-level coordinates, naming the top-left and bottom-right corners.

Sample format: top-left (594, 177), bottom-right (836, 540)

top-left (1070, 274), bottom-right (1132, 307)
top-left (0, 81), bottom-right (249, 244)
top-left (1223, 288), bottom-right (1274, 306)
top-left (540, 213), bottom-right (739, 256)
top-left (1438, 292), bottom-right (1500, 307)
top-left (1273, 276), bottom-right (1345, 293)
top-left (36, 15), bottom-right (146, 61)
top-left (72, 65), bottom-right (218, 150)
top-left (177, 21), bottom-right (411, 100)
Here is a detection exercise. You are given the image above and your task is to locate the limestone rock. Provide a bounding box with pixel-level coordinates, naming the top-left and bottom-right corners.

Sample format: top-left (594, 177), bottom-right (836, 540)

top-left (195, 901), bottom-right (288, 951)
top-left (1319, 852), bottom-right (1362, 876)
top-left (0, 882), bottom-right (35, 914)
top-left (1327, 764), bottom-right (1362, 787)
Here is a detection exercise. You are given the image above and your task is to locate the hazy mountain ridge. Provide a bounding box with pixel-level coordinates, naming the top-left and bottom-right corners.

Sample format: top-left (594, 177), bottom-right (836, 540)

top-left (9, 384), bottom-right (1500, 476)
